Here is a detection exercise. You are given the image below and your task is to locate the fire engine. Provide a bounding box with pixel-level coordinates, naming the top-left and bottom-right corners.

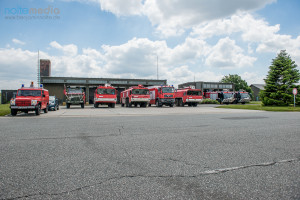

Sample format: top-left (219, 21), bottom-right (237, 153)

top-left (10, 82), bottom-right (49, 116)
top-left (175, 87), bottom-right (203, 107)
top-left (121, 85), bottom-right (150, 107)
top-left (204, 91), bottom-right (219, 100)
top-left (94, 84), bottom-right (117, 108)
top-left (64, 86), bottom-right (85, 108)
top-left (148, 85), bottom-right (175, 107)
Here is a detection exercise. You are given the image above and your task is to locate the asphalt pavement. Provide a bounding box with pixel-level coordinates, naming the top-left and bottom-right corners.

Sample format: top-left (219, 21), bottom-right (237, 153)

top-left (0, 105), bottom-right (299, 199)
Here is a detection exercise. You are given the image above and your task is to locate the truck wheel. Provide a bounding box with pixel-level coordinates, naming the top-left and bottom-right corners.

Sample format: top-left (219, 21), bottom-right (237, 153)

top-left (35, 105), bottom-right (41, 115)
top-left (148, 103), bottom-right (151, 107)
top-left (44, 106), bottom-right (48, 113)
top-left (57, 105), bottom-right (59, 110)
top-left (129, 103), bottom-right (132, 107)
top-left (242, 102), bottom-right (245, 104)
top-left (66, 103), bottom-right (70, 109)
top-left (121, 103), bottom-right (124, 107)
top-left (94, 103), bottom-right (98, 108)
top-left (111, 103), bottom-right (116, 108)
top-left (193, 103), bottom-right (198, 107)
top-left (170, 103), bottom-right (174, 107)
top-left (134, 103), bottom-right (137, 107)
top-left (188, 103), bottom-right (192, 107)
top-left (24, 110), bottom-right (28, 114)
top-left (81, 103), bottom-right (85, 108)
top-left (11, 109), bottom-right (17, 116)
top-left (179, 99), bottom-right (184, 107)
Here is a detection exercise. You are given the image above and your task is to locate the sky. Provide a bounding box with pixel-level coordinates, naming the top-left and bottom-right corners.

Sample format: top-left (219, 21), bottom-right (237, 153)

top-left (0, 0), bottom-right (300, 90)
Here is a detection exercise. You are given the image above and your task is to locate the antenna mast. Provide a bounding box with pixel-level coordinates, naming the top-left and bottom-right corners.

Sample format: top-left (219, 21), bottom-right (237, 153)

top-left (37, 50), bottom-right (40, 85)
top-left (157, 55), bottom-right (159, 80)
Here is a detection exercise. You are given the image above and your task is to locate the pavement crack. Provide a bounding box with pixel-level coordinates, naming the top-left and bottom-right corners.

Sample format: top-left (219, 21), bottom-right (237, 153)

top-left (4, 157), bottom-right (299, 200)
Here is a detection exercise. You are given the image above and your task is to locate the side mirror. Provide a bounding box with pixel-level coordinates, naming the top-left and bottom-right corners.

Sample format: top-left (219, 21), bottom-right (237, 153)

top-left (43, 95), bottom-right (46, 97)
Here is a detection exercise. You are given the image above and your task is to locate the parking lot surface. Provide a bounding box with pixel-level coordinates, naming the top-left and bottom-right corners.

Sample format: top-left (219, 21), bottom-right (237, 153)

top-left (0, 105), bottom-right (299, 199)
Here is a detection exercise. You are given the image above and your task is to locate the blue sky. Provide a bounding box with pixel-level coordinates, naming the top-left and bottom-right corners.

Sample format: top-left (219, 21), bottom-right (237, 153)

top-left (0, 0), bottom-right (300, 90)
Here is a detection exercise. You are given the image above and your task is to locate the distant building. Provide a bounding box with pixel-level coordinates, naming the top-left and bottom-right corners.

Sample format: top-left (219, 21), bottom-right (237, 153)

top-left (40, 59), bottom-right (51, 77)
top-left (178, 81), bottom-right (234, 92)
top-left (250, 84), bottom-right (265, 101)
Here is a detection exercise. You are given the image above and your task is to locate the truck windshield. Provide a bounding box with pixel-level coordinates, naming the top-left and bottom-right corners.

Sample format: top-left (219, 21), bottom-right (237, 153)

top-left (17, 90), bottom-right (41, 97)
top-left (49, 96), bottom-right (55, 101)
top-left (187, 90), bottom-right (201, 96)
top-left (132, 89), bottom-right (149, 95)
top-left (162, 87), bottom-right (174, 93)
top-left (97, 88), bottom-right (115, 95)
top-left (240, 93), bottom-right (250, 98)
top-left (68, 89), bottom-right (82, 94)
top-left (224, 93), bottom-right (234, 99)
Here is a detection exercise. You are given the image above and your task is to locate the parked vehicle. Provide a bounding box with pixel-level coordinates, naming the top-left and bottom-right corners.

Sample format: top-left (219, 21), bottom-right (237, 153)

top-left (218, 91), bottom-right (235, 104)
top-left (235, 91), bottom-right (251, 104)
top-left (48, 96), bottom-right (59, 111)
top-left (64, 86), bottom-right (85, 109)
top-left (121, 85), bottom-right (150, 107)
top-left (204, 91), bottom-right (219, 100)
top-left (175, 87), bottom-right (203, 107)
top-left (148, 85), bottom-right (175, 107)
top-left (10, 82), bottom-right (49, 116)
top-left (94, 84), bottom-right (117, 108)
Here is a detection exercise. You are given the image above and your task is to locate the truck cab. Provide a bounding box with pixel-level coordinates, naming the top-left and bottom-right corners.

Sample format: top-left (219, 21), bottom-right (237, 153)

top-left (148, 86), bottom-right (175, 107)
top-left (64, 87), bottom-right (85, 108)
top-left (94, 84), bottom-right (117, 108)
top-left (219, 91), bottom-right (235, 104)
top-left (121, 85), bottom-right (150, 107)
top-left (235, 91), bottom-right (251, 104)
top-left (10, 83), bottom-right (49, 116)
top-left (175, 87), bottom-right (203, 107)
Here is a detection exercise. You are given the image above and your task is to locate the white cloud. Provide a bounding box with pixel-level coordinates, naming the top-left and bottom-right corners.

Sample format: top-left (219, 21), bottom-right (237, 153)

top-left (12, 38), bottom-right (26, 45)
top-left (205, 37), bottom-right (256, 69)
top-left (99, 0), bottom-right (144, 16)
top-left (241, 71), bottom-right (265, 85)
top-left (50, 41), bottom-right (78, 57)
top-left (191, 13), bottom-right (300, 66)
top-left (97, 0), bottom-right (275, 37)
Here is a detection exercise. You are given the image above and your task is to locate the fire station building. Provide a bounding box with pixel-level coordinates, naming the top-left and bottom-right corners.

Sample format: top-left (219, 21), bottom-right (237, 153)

top-left (41, 76), bottom-right (167, 104)
top-left (178, 81), bottom-right (235, 92)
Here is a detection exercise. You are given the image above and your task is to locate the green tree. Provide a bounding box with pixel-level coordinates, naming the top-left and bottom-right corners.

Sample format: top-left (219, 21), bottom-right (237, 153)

top-left (220, 74), bottom-right (253, 94)
top-left (260, 50), bottom-right (300, 106)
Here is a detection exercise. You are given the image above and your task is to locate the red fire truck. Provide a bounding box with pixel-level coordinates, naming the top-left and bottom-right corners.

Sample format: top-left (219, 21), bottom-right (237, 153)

top-left (94, 84), bottom-right (117, 108)
top-left (10, 82), bottom-right (49, 116)
top-left (175, 87), bottom-right (203, 107)
top-left (148, 85), bottom-right (175, 107)
top-left (204, 91), bottom-right (219, 100)
top-left (121, 85), bottom-right (150, 107)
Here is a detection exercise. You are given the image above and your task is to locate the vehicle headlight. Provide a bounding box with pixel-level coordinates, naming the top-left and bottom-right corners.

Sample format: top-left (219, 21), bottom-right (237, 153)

top-left (10, 99), bottom-right (15, 106)
top-left (31, 100), bottom-right (38, 106)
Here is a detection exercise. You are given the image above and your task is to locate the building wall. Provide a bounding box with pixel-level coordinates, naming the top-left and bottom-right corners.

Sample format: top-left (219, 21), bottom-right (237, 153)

top-left (1, 90), bottom-right (17, 104)
top-left (178, 82), bottom-right (234, 92)
top-left (40, 59), bottom-right (51, 77)
top-left (42, 77), bottom-right (167, 104)
top-left (251, 86), bottom-right (261, 101)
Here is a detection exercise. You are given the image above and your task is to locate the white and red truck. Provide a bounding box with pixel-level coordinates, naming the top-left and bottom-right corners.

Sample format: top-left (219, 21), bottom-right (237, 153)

top-left (120, 85), bottom-right (150, 107)
top-left (94, 84), bottom-right (117, 108)
top-left (147, 85), bottom-right (175, 107)
top-left (10, 82), bottom-right (49, 116)
top-left (175, 87), bottom-right (203, 107)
